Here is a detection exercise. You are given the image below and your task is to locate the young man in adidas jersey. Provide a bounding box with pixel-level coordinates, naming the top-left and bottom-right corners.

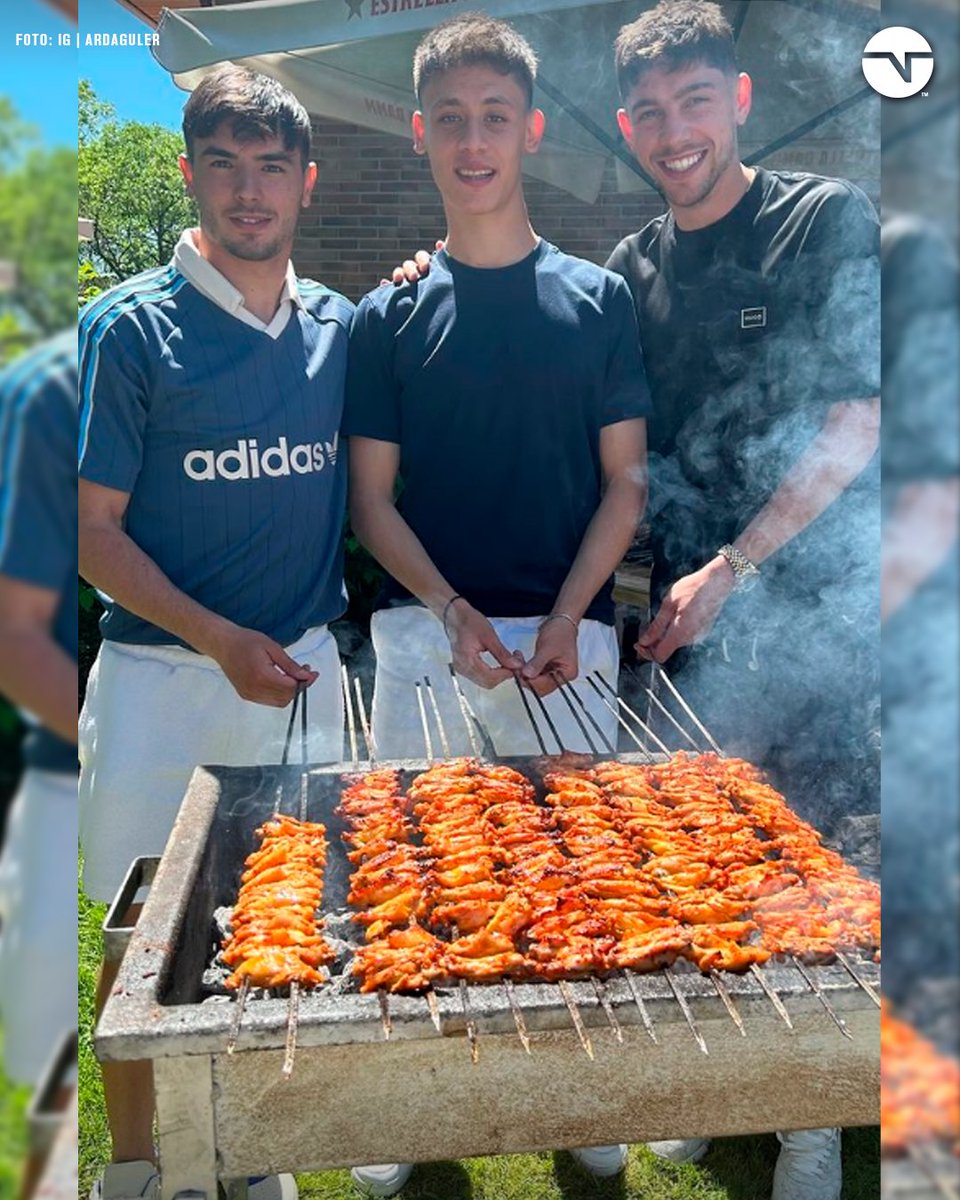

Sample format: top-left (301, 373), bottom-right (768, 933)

top-left (78, 66), bottom-right (351, 1200)
top-left (607, 4), bottom-right (879, 1197)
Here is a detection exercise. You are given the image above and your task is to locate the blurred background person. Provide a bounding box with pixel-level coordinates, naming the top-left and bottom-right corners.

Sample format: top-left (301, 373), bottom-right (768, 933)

top-left (0, 2), bottom-right (78, 1195)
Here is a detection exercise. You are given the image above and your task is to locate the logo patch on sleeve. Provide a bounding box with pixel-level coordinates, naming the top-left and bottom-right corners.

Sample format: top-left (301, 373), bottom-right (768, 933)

top-left (740, 306), bottom-right (767, 330)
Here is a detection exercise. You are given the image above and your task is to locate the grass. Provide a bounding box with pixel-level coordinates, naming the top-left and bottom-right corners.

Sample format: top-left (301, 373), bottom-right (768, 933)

top-left (79, 879), bottom-right (880, 1200)
top-left (0, 1032), bottom-right (29, 1199)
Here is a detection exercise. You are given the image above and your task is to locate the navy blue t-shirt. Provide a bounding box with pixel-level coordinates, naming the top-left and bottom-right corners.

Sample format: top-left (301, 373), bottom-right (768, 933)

top-left (0, 330), bottom-right (78, 773)
top-left (343, 240), bottom-right (651, 624)
top-left (79, 265), bottom-right (353, 646)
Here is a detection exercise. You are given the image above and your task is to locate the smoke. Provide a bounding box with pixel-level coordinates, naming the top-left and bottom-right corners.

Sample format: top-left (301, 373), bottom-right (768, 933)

top-left (877, 0), bottom-right (960, 1041)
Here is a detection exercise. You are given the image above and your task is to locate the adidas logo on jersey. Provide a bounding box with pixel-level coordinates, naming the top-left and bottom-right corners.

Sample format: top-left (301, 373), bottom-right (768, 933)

top-left (183, 434), bottom-right (339, 482)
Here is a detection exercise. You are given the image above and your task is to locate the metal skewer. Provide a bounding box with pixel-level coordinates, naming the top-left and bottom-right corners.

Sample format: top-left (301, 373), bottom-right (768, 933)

top-left (512, 673), bottom-right (549, 755)
top-left (460, 978), bottom-right (481, 1064)
top-left (749, 962), bottom-right (793, 1030)
top-left (640, 675), bottom-right (703, 752)
top-left (425, 987), bottom-right (442, 1033)
top-left (528, 685), bottom-right (567, 754)
top-left (907, 1144), bottom-right (960, 1200)
top-left (550, 670), bottom-right (599, 753)
top-left (665, 969), bottom-right (708, 1055)
top-left (341, 664), bottom-right (358, 767)
top-left (450, 924), bottom-right (480, 1063)
top-left (448, 664), bottom-right (496, 758)
top-left (710, 970), bottom-right (747, 1036)
top-left (552, 671), bottom-right (617, 754)
top-left (557, 980), bottom-right (594, 1059)
top-left (354, 677), bottom-right (377, 761)
top-left (652, 663), bottom-right (724, 754)
top-left (415, 681), bottom-right (434, 760)
top-left (377, 990), bottom-right (392, 1039)
top-left (280, 682), bottom-right (303, 766)
top-left (621, 970), bottom-right (658, 1043)
top-left (423, 675), bottom-right (452, 759)
top-left (282, 982), bottom-right (300, 1078)
top-left (791, 957), bottom-right (852, 1039)
top-left (595, 671), bottom-right (672, 755)
top-left (585, 675), bottom-right (654, 759)
top-left (504, 978), bottom-right (532, 1054)
top-left (226, 977), bottom-right (250, 1054)
top-left (299, 679), bottom-right (308, 766)
top-left (448, 663), bottom-right (482, 757)
top-left (592, 978), bottom-right (624, 1043)
top-left (835, 951), bottom-right (880, 1007)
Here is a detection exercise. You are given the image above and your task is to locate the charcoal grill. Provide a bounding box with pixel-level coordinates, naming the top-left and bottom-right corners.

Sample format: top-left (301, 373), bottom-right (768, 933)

top-left (95, 665), bottom-right (880, 1199)
top-left (883, 1151), bottom-right (960, 1200)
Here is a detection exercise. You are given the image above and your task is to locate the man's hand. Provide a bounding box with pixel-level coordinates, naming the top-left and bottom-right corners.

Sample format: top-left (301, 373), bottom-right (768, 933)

top-left (208, 625), bottom-right (318, 707)
top-left (380, 241), bottom-right (443, 287)
top-left (636, 556), bottom-right (735, 663)
top-left (445, 600), bottom-right (523, 689)
top-left (520, 617), bottom-right (579, 697)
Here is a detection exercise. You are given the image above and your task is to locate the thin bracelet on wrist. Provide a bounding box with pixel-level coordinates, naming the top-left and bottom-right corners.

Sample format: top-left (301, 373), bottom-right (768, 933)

top-left (441, 593), bottom-right (466, 635)
top-left (540, 611), bottom-right (579, 633)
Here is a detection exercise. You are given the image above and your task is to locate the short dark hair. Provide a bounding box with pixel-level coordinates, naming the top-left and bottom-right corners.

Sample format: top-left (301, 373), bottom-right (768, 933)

top-left (615, 1), bottom-right (737, 99)
top-left (182, 64), bottom-right (312, 167)
top-left (413, 13), bottom-right (538, 108)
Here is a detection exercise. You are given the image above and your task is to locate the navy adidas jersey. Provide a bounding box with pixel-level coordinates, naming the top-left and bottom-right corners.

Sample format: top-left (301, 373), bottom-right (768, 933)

top-left (79, 265), bottom-right (353, 646)
top-left (0, 330), bottom-right (78, 772)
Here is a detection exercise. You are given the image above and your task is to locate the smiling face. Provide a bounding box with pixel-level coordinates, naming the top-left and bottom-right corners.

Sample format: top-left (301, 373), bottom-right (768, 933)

top-left (617, 63), bottom-right (752, 229)
top-left (412, 63), bottom-right (544, 224)
top-left (178, 122), bottom-right (317, 267)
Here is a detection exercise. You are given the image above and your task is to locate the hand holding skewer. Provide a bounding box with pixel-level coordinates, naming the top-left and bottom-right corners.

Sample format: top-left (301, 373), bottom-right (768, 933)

top-left (442, 598), bottom-right (523, 689)
top-left (519, 612), bottom-right (579, 697)
top-left (636, 557), bottom-right (735, 663)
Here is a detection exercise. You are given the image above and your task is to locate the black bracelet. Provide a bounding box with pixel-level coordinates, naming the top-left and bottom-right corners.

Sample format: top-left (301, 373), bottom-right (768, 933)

top-left (442, 593), bottom-right (466, 635)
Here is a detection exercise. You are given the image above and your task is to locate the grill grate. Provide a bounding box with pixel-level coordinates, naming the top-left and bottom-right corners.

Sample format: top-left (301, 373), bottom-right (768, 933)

top-left (204, 664), bottom-right (883, 1071)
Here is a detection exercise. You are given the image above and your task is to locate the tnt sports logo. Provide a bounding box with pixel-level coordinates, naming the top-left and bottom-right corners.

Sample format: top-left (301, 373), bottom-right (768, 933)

top-left (862, 27), bottom-right (934, 98)
top-left (183, 434), bottom-right (338, 482)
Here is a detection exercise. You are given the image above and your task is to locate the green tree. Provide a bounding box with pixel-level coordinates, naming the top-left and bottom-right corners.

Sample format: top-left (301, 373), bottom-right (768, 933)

top-left (0, 98), bottom-right (77, 338)
top-left (78, 80), bottom-right (195, 283)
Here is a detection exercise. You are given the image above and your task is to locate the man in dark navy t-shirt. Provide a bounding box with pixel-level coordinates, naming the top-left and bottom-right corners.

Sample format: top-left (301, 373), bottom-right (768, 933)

top-left (344, 13), bottom-right (651, 769)
top-left (78, 67), bottom-right (349, 1200)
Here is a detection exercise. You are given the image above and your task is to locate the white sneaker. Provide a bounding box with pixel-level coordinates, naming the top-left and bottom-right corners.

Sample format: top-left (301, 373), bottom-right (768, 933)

top-left (646, 1138), bottom-right (711, 1164)
top-left (569, 1144), bottom-right (629, 1178)
top-left (247, 1175), bottom-right (299, 1200)
top-left (89, 1161), bottom-right (160, 1200)
top-left (350, 1163), bottom-right (413, 1197)
top-left (772, 1128), bottom-right (841, 1200)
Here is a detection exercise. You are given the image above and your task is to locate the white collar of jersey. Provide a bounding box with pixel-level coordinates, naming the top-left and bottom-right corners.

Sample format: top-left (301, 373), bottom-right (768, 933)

top-left (174, 229), bottom-right (305, 334)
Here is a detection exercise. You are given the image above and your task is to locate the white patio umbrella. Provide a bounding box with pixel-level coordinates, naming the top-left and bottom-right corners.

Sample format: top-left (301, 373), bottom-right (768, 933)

top-left (154, 0), bottom-right (882, 204)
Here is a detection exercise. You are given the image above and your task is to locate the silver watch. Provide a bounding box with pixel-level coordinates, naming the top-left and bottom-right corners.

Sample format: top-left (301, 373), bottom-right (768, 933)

top-left (717, 544), bottom-right (760, 592)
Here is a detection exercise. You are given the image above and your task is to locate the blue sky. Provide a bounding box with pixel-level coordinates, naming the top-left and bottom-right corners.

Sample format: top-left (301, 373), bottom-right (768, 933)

top-left (0, 3), bottom-right (77, 148)
top-left (0, 0), bottom-right (187, 152)
top-left (79, 0), bottom-right (188, 131)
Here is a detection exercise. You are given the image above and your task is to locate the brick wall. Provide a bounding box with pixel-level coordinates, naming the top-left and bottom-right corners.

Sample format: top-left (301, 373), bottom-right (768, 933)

top-left (294, 117), bottom-right (667, 303)
top-left (294, 117), bottom-right (881, 303)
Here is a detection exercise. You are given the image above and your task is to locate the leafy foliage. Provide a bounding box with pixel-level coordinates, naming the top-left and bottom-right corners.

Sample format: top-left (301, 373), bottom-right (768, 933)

top-left (78, 81), bottom-right (195, 285)
top-left (0, 98), bottom-right (77, 339)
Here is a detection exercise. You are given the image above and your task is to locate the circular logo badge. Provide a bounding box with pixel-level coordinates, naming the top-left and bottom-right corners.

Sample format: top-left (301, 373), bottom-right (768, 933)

top-left (862, 27), bottom-right (934, 98)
